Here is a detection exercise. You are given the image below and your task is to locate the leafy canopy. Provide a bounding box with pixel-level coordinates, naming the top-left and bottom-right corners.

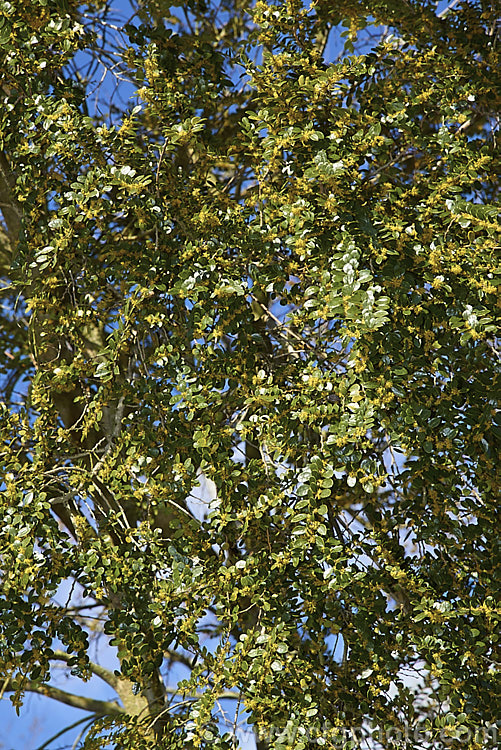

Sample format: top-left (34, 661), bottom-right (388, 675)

top-left (0, 0), bottom-right (499, 748)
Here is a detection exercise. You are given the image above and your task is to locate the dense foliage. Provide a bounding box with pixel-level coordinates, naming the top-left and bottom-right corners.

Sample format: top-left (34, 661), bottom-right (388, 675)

top-left (0, 1), bottom-right (499, 748)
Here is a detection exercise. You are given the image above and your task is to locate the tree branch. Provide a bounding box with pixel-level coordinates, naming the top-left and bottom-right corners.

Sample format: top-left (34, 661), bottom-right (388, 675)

top-left (165, 649), bottom-right (194, 670)
top-left (51, 650), bottom-right (120, 691)
top-left (437, 0), bottom-right (461, 18)
top-left (0, 151), bottom-right (22, 247)
top-left (4, 679), bottom-right (125, 715)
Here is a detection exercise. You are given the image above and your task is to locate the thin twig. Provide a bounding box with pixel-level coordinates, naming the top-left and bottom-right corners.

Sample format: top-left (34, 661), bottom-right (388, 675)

top-left (33, 715), bottom-right (98, 750)
top-left (249, 293), bottom-right (318, 354)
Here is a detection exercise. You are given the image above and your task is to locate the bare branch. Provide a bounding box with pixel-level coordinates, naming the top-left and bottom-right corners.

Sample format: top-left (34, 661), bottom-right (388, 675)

top-left (437, 0), bottom-right (461, 18)
top-left (4, 679), bottom-right (125, 715)
top-left (51, 650), bottom-right (120, 691)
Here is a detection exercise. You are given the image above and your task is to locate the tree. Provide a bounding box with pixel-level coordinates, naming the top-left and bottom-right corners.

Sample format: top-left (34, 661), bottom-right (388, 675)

top-left (0, 0), bottom-right (499, 748)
